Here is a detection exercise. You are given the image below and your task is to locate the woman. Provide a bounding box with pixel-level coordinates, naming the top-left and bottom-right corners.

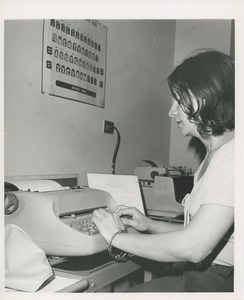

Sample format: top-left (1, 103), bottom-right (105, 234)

top-left (92, 49), bottom-right (234, 292)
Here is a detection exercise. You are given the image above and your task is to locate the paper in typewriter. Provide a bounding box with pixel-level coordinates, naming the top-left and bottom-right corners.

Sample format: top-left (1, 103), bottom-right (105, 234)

top-left (5, 179), bottom-right (70, 192)
top-left (87, 174), bottom-right (145, 214)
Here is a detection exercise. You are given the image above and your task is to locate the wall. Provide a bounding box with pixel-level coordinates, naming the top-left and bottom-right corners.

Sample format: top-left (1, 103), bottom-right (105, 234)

top-left (169, 19), bottom-right (232, 171)
top-left (4, 20), bottom-right (175, 185)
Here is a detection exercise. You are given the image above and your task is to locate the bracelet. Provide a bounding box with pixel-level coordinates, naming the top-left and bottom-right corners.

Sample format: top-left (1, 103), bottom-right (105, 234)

top-left (108, 230), bottom-right (129, 262)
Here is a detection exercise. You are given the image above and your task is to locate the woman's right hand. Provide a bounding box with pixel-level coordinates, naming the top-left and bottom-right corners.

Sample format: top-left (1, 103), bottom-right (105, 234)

top-left (115, 205), bottom-right (152, 232)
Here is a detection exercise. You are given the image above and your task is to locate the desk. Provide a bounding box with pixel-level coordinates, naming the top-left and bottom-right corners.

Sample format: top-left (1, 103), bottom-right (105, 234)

top-left (50, 251), bottom-right (142, 292)
top-left (5, 252), bottom-right (142, 293)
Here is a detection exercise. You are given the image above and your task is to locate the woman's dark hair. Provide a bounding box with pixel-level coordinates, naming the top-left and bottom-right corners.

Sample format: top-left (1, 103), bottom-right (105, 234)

top-left (167, 49), bottom-right (234, 137)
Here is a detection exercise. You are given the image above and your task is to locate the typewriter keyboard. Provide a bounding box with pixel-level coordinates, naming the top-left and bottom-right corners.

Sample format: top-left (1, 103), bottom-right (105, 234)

top-left (63, 215), bottom-right (99, 235)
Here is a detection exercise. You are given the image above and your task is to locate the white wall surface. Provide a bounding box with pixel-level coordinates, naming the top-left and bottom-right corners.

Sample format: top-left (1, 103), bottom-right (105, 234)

top-left (169, 19), bottom-right (232, 171)
top-left (4, 20), bottom-right (175, 185)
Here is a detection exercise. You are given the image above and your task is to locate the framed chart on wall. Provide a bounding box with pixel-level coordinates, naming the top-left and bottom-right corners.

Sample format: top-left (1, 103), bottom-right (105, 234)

top-left (41, 19), bottom-right (107, 108)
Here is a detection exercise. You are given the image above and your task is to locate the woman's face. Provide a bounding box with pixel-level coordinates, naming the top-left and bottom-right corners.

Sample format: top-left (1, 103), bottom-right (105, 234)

top-left (168, 96), bottom-right (199, 138)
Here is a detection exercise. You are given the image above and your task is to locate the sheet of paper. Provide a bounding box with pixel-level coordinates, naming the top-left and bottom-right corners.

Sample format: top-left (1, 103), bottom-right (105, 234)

top-left (5, 179), bottom-right (70, 192)
top-left (37, 275), bottom-right (83, 293)
top-left (87, 173), bottom-right (145, 214)
top-left (5, 275), bottom-right (85, 293)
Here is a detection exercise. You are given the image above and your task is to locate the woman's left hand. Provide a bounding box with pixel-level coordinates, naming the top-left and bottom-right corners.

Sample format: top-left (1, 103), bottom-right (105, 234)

top-left (92, 208), bottom-right (126, 244)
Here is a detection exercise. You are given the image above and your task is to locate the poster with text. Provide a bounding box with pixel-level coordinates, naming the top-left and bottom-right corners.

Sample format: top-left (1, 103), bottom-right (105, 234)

top-left (41, 19), bottom-right (107, 107)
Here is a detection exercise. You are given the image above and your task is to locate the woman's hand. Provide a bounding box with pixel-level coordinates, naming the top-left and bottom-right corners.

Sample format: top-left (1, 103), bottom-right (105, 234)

top-left (92, 208), bottom-right (125, 244)
top-left (115, 205), bottom-right (152, 232)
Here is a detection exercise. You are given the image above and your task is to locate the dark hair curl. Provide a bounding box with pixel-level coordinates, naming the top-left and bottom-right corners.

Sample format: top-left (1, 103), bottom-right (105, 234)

top-left (167, 49), bottom-right (234, 138)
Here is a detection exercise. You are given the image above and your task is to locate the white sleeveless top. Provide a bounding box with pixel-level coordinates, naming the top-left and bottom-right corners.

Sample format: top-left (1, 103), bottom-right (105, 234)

top-left (182, 138), bottom-right (234, 266)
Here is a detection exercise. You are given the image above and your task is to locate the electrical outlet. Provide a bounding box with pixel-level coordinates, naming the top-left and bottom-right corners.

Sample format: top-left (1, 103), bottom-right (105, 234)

top-left (104, 120), bottom-right (114, 134)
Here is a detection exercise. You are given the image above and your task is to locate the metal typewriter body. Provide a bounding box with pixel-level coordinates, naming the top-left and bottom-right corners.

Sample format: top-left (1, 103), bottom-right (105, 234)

top-left (4, 188), bottom-right (113, 256)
